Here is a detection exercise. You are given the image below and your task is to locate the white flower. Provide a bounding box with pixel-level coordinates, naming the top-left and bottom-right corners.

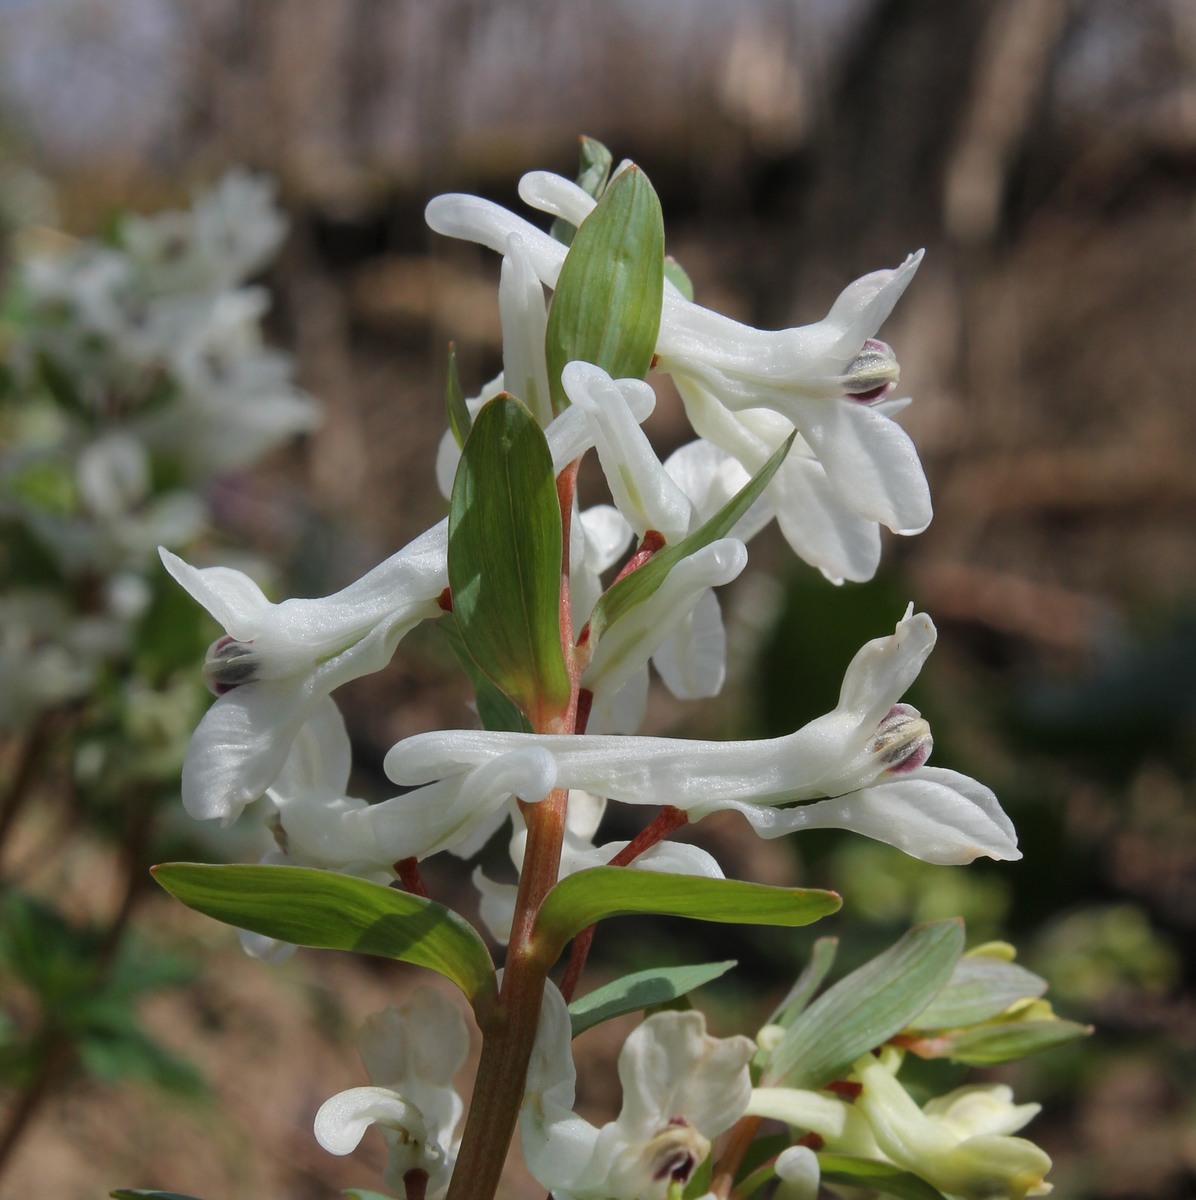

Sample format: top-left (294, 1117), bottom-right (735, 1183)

top-left (521, 983), bottom-right (755, 1200)
top-left (160, 521), bottom-right (448, 825)
top-left (425, 168), bottom-right (931, 547)
top-left (315, 988), bottom-right (469, 1198)
top-left (386, 608), bottom-right (1019, 866)
top-left (853, 1054), bottom-right (1052, 1200)
top-left (123, 170), bottom-right (288, 294)
top-left (562, 363), bottom-right (750, 704)
top-left (473, 789), bottom-right (724, 944)
top-left (748, 1056), bottom-right (1051, 1200)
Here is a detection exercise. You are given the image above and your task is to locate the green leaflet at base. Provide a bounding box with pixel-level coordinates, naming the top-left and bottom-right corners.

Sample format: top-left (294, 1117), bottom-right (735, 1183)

top-left (152, 864), bottom-right (495, 1007)
top-left (764, 920), bottom-right (964, 1090)
top-left (568, 960), bottom-right (738, 1038)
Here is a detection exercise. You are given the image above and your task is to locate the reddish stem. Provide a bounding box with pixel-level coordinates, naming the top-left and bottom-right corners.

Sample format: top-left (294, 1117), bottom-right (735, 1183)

top-left (611, 529), bottom-right (666, 585)
top-left (710, 1115), bottom-right (763, 1200)
top-left (558, 806), bottom-right (689, 1002)
top-left (396, 857), bottom-right (429, 898)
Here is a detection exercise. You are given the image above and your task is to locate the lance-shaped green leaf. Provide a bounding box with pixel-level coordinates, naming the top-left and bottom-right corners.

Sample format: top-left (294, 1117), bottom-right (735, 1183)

top-left (767, 937), bottom-right (839, 1028)
top-left (905, 1016), bottom-right (1092, 1065)
top-left (588, 433), bottom-right (793, 644)
top-left (763, 920), bottom-right (964, 1089)
top-left (445, 341), bottom-right (471, 449)
top-left (551, 136), bottom-right (614, 245)
top-left (818, 1155), bottom-right (948, 1200)
top-left (152, 864), bottom-right (495, 1007)
top-left (111, 1192), bottom-right (206, 1200)
top-left (905, 955), bottom-right (1047, 1032)
top-left (569, 960), bottom-right (738, 1038)
top-left (449, 394), bottom-right (570, 725)
top-left (545, 166), bottom-right (664, 415)
top-left (534, 867), bottom-right (838, 963)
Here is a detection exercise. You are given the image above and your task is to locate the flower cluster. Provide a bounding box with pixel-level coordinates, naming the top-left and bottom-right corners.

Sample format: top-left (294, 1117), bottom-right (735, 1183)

top-left (147, 144), bottom-right (1077, 1200)
top-left (0, 172), bottom-right (318, 735)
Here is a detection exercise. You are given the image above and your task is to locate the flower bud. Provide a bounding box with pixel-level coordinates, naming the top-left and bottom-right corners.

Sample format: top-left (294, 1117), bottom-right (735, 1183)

top-left (201, 634), bottom-right (259, 695)
top-left (870, 703), bottom-right (933, 774)
top-left (844, 338), bottom-right (900, 402)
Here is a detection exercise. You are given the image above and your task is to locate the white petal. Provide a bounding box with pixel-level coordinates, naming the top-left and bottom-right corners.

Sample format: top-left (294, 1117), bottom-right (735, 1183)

top-left (521, 982), bottom-right (599, 1193)
top-left (770, 455), bottom-right (882, 585)
top-left (822, 250), bottom-right (923, 358)
top-left (775, 1145), bottom-right (821, 1200)
top-left (583, 539), bottom-right (746, 700)
top-left (268, 697), bottom-right (352, 802)
top-left (771, 770), bottom-right (1020, 864)
top-left (158, 548), bottom-right (271, 638)
top-left (563, 362), bottom-right (692, 542)
top-left (314, 1085), bottom-right (425, 1155)
top-left (500, 234), bottom-right (552, 426)
top-left (651, 587), bottom-right (727, 700)
top-left (425, 193), bottom-right (567, 287)
top-left (835, 610), bottom-right (936, 730)
top-left (615, 1011), bottom-right (755, 1140)
top-left (793, 398), bottom-right (932, 535)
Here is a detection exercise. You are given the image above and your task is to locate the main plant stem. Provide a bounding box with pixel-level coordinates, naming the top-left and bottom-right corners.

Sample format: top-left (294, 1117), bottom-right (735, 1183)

top-left (443, 459), bottom-right (584, 1200)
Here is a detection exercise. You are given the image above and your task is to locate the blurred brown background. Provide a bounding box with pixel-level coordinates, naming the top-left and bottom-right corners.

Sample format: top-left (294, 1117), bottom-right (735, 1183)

top-left (2, 1), bottom-right (1195, 1197)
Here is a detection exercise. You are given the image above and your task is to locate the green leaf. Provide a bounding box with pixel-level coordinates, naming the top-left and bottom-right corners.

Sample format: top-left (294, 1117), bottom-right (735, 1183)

top-left (153, 864), bottom-right (496, 1006)
top-left (551, 136), bottom-right (614, 246)
top-left (568, 960), bottom-right (738, 1038)
top-left (905, 955), bottom-right (1046, 1032)
top-left (913, 1017), bottom-right (1092, 1065)
top-left (768, 937), bottom-right (839, 1028)
top-left (449, 394), bottom-right (570, 724)
top-left (819, 1155), bottom-right (948, 1200)
top-left (663, 255), bottom-right (695, 301)
top-left (545, 166), bottom-right (664, 415)
top-left (111, 1192), bottom-right (206, 1200)
top-left (445, 342), bottom-right (471, 448)
top-left (438, 614), bottom-right (532, 733)
top-left (764, 920), bottom-right (964, 1089)
top-left (343, 1191), bottom-right (395, 1200)
top-left (534, 867), bottom-right (839, 962)
top-left (589, 433), bottom-right (793, 643)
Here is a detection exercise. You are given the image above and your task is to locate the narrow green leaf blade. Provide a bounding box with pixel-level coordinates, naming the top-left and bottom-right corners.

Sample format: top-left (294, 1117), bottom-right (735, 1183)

top-left (445, 342), bottom-right (471, 448)
top-left (111, 1191), bottom-right (206, 1200)
top-left (152, 864), bottom-right (495, 1005)
top-left (551, 136), bottom-right (614, 245)
top-left (449, 394), bottom-right (569, 723)
top-left (906, 955), bottom-right (1047, 1032)
top-left (589, 433), bottom-right (793, 642)
top-left (818, 1155), bottom-right (948, 1200)
top-left (765, 920), bottom-right (964, 1089)
top-left (913, 1017), bottom-right (1092, 1065)
top-left (535, 867), bottom-right (839, 961)
top-left (545, 166), bottom-right (664, 414)
top-left (569, 960), bottom-right (738, 1038)
top-left (768, 937), bottom-right (839, 1027)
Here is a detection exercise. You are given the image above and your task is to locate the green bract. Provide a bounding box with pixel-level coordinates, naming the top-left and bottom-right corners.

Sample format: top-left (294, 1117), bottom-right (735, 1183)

top-left (449, 394), bottom-right (570, 726)
top-left (545, 165), bottom-right (664, 415)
